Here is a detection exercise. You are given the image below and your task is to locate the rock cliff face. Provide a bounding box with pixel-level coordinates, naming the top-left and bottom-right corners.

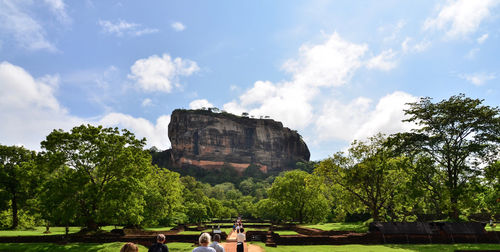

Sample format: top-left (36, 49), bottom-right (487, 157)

top-left (168, 109), bottom-right (310, 173)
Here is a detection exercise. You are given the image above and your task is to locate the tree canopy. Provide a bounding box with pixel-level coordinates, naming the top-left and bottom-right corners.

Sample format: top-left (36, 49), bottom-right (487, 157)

top-left (41, 125), bottom-right (156, 230)
top-left (391, 94), bottom-right (500, 220)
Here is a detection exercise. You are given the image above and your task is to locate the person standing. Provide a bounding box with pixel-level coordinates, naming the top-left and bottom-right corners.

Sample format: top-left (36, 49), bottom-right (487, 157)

top-left (236, 228), bottom-right (245, 252)
top-left (209, 234), bottom-right (225, 252)
top-left (193, 233), bottom-right (216, 252)
top-left (149, 234), bottom-right (169, 252)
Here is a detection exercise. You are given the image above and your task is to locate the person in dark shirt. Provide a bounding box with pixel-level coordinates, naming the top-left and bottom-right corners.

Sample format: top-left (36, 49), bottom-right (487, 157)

top-left (149, 234), bottom-right (169, 252)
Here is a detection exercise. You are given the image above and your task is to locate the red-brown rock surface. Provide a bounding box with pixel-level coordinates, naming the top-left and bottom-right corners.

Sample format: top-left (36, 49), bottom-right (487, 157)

top-left (168, 109), bottom-right (310, 173)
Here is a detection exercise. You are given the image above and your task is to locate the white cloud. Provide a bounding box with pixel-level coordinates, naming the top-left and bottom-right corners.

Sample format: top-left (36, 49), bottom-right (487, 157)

top-left (189, 99), bottom-right (214, 109)
top-left (141, 98), bottom-right (153, 107)
top-left (315, 91), bottom-right (418, 142)
top-left (423, 0), bottom-right (500, 39)
top-left (98, 19), bottom-right (159, 37)
top-left (315, 97), bottom-right (372, 141)
top-left (353, 92), bottom-right (419, 141)
top-left (366, 49), bottom-right (398, 71)
top-left (128, 54), bottom-right (199, 93)
top-left (0, 61), bottom-right (172, 151)
top-left (381, 20), bottom-right (406, 43)
top-left (401, 37), bottom-right (431, 53)
top-left (0, 61), bottom-right (82, 149)
top-left (171, 22), bottom-right (186, 31)
top-left (44, 0), bottom-right (71, 24)
top-left (0, 0), bottom-right (57, 51)
top-left (477, 33), bottom-right (489, 44)
top-left (465, 48), bottom-right (480, 59)
top-left (460, 72), bottom-right (496, 85)
top-left (99, 113), bottom-right (171, 150)
top-left (282, 32), bottom-right (368, 87)
top-left (222, 33), bottom-right (369, 130)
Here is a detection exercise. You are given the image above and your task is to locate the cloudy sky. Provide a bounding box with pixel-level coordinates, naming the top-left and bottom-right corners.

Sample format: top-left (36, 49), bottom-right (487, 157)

top-left (1, 0), bottom-right (499, 160)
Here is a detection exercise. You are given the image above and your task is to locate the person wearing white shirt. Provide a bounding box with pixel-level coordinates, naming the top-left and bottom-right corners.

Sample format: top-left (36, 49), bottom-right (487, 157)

top-left (236, 228), bottom-right (245, 252)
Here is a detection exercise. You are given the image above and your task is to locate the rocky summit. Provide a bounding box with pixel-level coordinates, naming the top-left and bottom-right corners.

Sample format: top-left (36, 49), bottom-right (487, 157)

top-left (168, 109), bottom-right (310, 174)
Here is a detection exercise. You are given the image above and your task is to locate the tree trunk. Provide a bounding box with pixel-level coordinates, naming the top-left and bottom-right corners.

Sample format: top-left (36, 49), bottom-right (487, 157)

top-left (11, 193), bottom-right (18, 229)
top-left (372, 207), bottom-right (380, 222)
top-left (450, 196), bottom-right (459, 221)
top-left (86, 219), bottom-right (99, 231)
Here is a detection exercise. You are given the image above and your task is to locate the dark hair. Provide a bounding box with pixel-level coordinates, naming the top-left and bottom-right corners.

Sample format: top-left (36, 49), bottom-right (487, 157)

top-left (240, 228), bottom-right (244, 233)
top-left (214, 234), bottom-right (221, 242)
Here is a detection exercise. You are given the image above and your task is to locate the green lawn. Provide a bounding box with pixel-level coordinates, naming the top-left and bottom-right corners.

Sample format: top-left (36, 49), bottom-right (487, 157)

top-left (301, 222), bottom-right (368, 233)
top-left (251, 242), bottom-right (500, 252)
top-left (178, 228), bottom-right (233, 235)
top-left (273, 230), bottom-right (299, 235)
top-left (0, 242), bottom-right (148, 252)
top-left (143, 226), bottom-right (174, 231)
top-left (485, 224), bottom-right (498, 231)
top-left (245, 227), bottom-right (269, 231)
top-left (0, 226), bottom-right (123, 237)
top-left (0, 227), bottom-right (81, 236)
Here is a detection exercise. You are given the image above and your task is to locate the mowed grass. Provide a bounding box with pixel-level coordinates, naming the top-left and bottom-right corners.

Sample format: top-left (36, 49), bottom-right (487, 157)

top-left (142, 226), bottom-right (174, 231)
top-left (251, 242), bottom-right (500, 252)
top-left (485, 224), bottom-right (498, 231)
top-left (273, 230), bottom-right (299, 235)
top-left (0, 226), bottom-right (122, 237)
top-left (0, 242), bottom-right (195, 252)
top-left (179, 228), bottom-right (233, 235)
top-left (0, 242), bottom-right (148, 252)
top-left (0, 227), bottom-right (81, 236)
top-left (301, 222), bottom-right (368, 233)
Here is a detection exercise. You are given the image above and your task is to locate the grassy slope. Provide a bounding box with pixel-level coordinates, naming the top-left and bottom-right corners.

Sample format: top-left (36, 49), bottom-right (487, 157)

top-left (1, 242), bottom-right (499, 252)
top-left (301, 222), bottom-right (368, 233)
top-left (0, 226), bottom-right (122, 237)
top-left (0, 242), bottom-right (195, 252)
top-left (252, 242), bottom-right (500, 252)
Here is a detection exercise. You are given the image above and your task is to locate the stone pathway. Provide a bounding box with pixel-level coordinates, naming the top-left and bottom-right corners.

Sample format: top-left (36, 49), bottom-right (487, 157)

top-left (221, 230), bottom-right (264, 252)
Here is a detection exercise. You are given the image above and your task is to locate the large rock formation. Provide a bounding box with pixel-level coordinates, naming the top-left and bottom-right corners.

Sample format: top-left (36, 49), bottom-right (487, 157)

top-left (168, 109), bottom-right (310, 173)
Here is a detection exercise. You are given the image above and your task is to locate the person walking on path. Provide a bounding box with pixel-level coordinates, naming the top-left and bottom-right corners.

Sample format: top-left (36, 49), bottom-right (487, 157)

top-left (209, 234), bottom-right (225, 252)
top-left (193, 233), bottom-right (216, 252)
top-left (236, 228), bottom-right (245, 252)
top-left (149, 234), bottom-right (169, 252)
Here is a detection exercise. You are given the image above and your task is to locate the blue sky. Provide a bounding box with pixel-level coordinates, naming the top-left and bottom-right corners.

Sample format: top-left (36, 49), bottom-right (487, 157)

top-left (1, 0), bottom-right (499, 160)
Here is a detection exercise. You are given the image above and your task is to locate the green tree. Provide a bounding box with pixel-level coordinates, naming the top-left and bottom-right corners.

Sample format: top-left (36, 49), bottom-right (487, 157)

top-left (484, 161), bottom-right (500, 217)
top-left (392, 94), bottom-right (500, 220)
top-left (268, 170), bottom-right (329, 223)
top-left (39, 165), bottom-right (79, 233)
top-left (41, 124), bottom-right (152, 230)
top-left (0, 145), bottom-right (38, 229)
top-left (316, 134), bottom-right (411, 221)
top-left (143, 167), bottom-right (184, 226)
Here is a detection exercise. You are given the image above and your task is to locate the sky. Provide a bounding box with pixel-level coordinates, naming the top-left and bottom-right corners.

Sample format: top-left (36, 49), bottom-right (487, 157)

top-left (0, 0), bottom-right (499, 161)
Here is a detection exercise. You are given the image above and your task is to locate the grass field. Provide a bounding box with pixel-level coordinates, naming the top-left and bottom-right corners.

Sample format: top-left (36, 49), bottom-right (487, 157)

top-left (1, 242), bottom-right (499, 252)
top-left (142, 226), bottom-right (174, 231)
top-left (0, 226), bottom-right (123, 237)
top-left (251, 242), bottom-right (500, 252)
top-left (273, 230), bottom-right (299, 235)
top-left (0, 227), bottom-right (81, 236)
top-left (0, 242), bottom-right (196, 252)
top-left (301, 222), bottom-right (368, 233)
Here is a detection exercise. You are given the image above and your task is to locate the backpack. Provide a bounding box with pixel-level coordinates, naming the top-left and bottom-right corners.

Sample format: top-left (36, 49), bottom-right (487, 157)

top-left (148, 243), bottom-right (165, 252)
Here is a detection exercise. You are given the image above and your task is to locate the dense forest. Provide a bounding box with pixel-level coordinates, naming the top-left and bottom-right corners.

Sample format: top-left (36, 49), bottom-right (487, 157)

top-left (0, 94), bottom-right (499, 231)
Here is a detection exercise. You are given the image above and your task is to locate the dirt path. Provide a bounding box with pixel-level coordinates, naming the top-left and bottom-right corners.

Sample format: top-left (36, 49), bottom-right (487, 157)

top-left (221, 230), bottom-right (264, 252)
